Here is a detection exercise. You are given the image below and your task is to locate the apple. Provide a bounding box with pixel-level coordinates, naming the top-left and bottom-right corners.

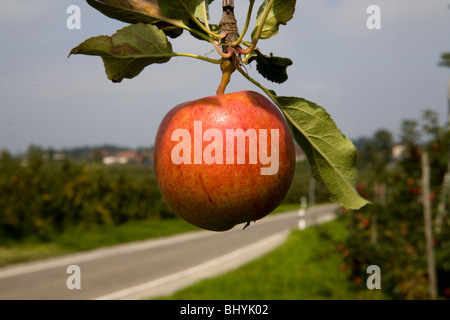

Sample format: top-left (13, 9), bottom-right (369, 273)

top-left (154, 91), bottom-right (296, 231)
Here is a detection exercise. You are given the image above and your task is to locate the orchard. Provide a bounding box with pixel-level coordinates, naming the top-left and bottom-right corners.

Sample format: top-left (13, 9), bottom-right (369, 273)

top-left (344, 113), bottom-right (450, 299)
top-left (70, 0), bottom-right (368, 230)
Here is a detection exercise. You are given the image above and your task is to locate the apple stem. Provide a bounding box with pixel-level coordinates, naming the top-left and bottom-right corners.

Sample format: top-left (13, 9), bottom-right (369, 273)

top-left (216, 59), bottom-right (235, 95)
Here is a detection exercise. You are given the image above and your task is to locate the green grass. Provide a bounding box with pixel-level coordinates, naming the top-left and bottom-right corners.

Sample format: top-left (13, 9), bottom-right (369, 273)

top-left (157, 216), bottom-right (389, 300)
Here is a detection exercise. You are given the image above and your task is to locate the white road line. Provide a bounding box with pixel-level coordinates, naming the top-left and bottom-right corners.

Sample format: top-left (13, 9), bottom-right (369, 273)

top-left (94, 230), bottom-right (290, 300)
top-left (0, 204), bottom-right (338, 281)
top-left (0, 230), bottom-right (211, 280)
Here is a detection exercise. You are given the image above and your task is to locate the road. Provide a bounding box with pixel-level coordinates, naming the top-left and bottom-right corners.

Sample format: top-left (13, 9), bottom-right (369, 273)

top-left (0, 203), bottom-right (339, 300)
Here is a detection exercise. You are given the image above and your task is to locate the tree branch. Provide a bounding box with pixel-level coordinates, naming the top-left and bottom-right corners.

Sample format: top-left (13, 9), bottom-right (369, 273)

top-left (216, 0), bottom-right (241, 94)
top-left (220, 0), bottom-right (239, 52)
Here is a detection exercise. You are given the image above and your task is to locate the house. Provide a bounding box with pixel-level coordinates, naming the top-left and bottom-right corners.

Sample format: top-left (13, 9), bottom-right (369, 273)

top-left (102, 150), bottom-right (138, 165)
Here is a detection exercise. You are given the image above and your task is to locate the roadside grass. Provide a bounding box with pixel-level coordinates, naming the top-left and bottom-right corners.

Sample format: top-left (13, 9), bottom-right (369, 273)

top-left (157, 216), bottom-right (389, 300)
top-left (0, 203), bottom-right (298, 268)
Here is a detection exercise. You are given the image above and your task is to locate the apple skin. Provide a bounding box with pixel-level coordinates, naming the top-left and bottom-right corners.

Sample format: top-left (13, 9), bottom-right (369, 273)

top-left (154, 91), bottom-right (296, 231)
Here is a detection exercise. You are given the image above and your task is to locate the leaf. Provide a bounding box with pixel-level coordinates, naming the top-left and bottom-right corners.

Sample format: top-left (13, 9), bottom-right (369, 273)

top-left (248, 50), bottom-right (292, 84)
top-left (188, 21), bottom-right (220, 42)
top-left (157, 0), bottom-right (200, 22)
top-left (86, 0), bottom-right (160, 24)
top-left (275, 96), bottom-right (369, 210)
top-left (193, 0), bottom-right (215, 21)
top-left (252, 0), bottom-right (296, 40)
top-left (86, 0), bottom-right (184, 38)
top-left (439, 52), bottom-right (450, 68)
top-left (69, 23), bottom-right (174, 83)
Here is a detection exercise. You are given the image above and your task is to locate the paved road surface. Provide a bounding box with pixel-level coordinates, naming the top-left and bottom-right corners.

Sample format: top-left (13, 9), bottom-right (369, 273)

top-left (0, 203), bottom-right (339, 300)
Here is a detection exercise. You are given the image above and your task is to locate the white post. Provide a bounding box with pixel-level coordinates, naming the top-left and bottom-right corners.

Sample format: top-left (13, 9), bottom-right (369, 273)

top-left (298, 196), bottom-right (307, 230)
top-left (447, 79), bottom-right (450, 171)
top-left (421, 151), bottom-right (438, 299)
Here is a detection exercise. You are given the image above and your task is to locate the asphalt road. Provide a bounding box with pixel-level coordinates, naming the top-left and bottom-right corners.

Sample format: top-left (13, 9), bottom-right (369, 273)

top-left (0, 203), bottom-right (340, 300)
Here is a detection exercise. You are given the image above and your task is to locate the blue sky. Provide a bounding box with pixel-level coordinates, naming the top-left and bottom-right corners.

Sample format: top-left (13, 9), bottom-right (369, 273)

top-left (1, 0), bottom-right (450, 154)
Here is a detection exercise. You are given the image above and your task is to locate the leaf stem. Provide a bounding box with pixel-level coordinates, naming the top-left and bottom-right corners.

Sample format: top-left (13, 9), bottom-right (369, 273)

top-left (172, 52), bottom-right (222, 64)
top-left (229, 0), bottom-right (256, 47)
top-left (178, 0), bottom-right (221, 40)
top-left (148, 11), bottom-right (212, 43)
top-left (240, 0), bottom-right (275, 55)
top-left (202, 0), bottom-right (212, 33)
top-left (109, 52), bottom-right (222, 65)
top-left (235, 65), bottom-right (277, 104)
top-left (213, 42), bottom-right (233, 58)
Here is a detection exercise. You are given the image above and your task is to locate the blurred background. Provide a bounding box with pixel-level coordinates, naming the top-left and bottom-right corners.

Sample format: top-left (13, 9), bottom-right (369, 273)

top-left (0, 0), bottom-right (450, 299)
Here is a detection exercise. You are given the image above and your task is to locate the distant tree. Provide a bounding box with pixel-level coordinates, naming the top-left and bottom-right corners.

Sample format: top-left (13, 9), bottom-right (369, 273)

top-left (439, 52), bottom-right (450, 68)
top-left (373, 129), bottom-right (393, 164)
top-left (401, 119), bottom-right (420, 144)
top-left (358, 128), bottom-right (393, 171)
top-left (344, 110), bottom-right (450, 299)
top-left (422, 109), bottom-right (442, 139)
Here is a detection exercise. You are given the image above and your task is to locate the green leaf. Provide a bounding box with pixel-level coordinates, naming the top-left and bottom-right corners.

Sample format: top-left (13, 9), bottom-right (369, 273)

top-left (86, 0), bottom-right (160, 24)
top-left (193, 0), bottom-right (215, 21)
top-left (188, 21), bottom-right (220, 42)
top-left (247, 50), bottom-right (292, 84)
top-left (439, 52), bottom-right (450, 68)
top-left (275, 96), bottom-right (369, 210)
top-left (252, 0), bottom-right (296, 40)
top-left (69, 23), bottom-right (174, 83)
top-left (86, 0), bottom-right (184, 38)
top-left (157, 0), bottom-right (199, 22)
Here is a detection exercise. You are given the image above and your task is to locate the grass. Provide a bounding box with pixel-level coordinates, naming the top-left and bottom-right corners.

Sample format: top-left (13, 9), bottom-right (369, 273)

top-left (0, 203), bottom-right (299, 268)
top-left (157, 216), bottom-right (389, 300)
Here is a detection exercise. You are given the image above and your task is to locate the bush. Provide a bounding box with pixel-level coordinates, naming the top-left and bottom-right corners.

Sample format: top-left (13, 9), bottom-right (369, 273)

top-left (0, 148), bottom-right (174, 241)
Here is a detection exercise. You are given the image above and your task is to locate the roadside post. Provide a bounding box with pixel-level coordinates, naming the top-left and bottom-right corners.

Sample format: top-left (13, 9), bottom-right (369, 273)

top-left (298, 196), bottom-right (307, 230)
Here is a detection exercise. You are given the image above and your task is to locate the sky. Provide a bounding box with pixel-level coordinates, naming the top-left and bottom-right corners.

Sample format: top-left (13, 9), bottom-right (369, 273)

top-left (1, 0), bottom-right (450, 154)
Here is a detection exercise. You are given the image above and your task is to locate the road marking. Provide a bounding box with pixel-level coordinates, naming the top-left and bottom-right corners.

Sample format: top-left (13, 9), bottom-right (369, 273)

top-left (0, 209), bottom-right (300, 280)
top-left (0, 204), bottom-right (339, 282)
top-left (0, 230), bottom-right (212, 280)
top-left (94, 230), bottom-right (290, 300)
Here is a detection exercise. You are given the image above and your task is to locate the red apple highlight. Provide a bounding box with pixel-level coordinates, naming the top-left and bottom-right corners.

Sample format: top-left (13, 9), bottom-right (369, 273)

top-left (154, 91), bottom-right (296, 231)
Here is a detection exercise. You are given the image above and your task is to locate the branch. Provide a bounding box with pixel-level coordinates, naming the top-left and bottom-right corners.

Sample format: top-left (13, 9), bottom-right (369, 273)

top-left (215, 0), bottom-right (241, 94)
top-left (220, 0), bottom-right (240, 52)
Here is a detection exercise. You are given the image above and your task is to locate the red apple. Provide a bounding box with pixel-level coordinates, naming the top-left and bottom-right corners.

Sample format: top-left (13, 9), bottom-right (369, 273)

top-left (154, 91), bottom-right (296, 231)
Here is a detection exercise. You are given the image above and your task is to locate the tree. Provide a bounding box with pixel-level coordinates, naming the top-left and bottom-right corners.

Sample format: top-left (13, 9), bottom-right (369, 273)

top-left (344, 111), bottom-right (450, 299)
top-left (439, 53), bottom-right (450, 68)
